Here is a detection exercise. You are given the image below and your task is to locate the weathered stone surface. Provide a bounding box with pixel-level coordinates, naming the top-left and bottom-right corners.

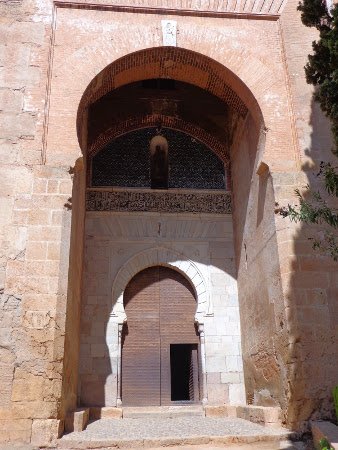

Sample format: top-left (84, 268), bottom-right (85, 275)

top-left (90, 407), bottom-right (123, 420)
top-left (65, 408), bottom-right (89, 433)
top-left (58, 416), bottom-right (291, 449)
top-left (31, 418), bottom-right (63, 447)
top-left (0, 418), bottom-right (32, 444)
top-left (205, 405), bottom-right (238, 418)
top-left (0, 0), bottom-right (336, 444)
top-left (236, 406), bottom-right (282, 428)
top-left (204, 405), bottom-right (282, 428)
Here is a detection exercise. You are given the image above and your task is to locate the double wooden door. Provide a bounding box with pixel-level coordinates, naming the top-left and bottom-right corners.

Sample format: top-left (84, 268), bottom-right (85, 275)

top-left (122, 266), bottom-right (200, 406)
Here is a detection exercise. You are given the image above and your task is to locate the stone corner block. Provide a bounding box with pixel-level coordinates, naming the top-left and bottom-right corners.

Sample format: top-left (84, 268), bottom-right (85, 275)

top-left (90, 406), bottom-right (122, 420)
top-left (31, 418), bottom-right (64, 446)
top-left (311, 420), bottom-right (338, 450)
top-left (236, 405), bottom-right (282, 427)
top-left (65, 408), bottom-right (89, 433)
top-left (204, 405), bottom-right (237, 418)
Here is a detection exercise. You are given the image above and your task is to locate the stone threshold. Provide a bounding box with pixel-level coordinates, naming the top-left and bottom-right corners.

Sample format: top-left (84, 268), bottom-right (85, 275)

top-left (57, 434), bottom-right (292, 450)
top-left (64, 404), bottom-right (284, 433)
top-left (123, 404), bottom-right (204, 419)
top-left (205, 405), bottom-right (283, 428)
top-left (58, 416), bottom-right (293, 450)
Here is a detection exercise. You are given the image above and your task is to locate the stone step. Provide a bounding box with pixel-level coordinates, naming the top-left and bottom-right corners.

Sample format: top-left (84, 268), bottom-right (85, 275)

top-left (58, 416), bottom-right (293, 449)
top-left (123, 404), bottom-right (205, 419)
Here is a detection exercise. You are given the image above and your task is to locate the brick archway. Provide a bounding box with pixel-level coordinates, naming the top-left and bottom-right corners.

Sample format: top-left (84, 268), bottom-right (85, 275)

top-left (77, 47), bottom-right (264, 154)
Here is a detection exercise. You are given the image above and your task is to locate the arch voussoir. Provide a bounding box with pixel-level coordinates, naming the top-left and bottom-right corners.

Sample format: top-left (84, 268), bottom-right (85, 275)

top-left (77, 47), bottom-right (267, 155)
top-left (88, 115), bottom-right (230, 165)
top-left (110, 247), bottom-right (211, 325)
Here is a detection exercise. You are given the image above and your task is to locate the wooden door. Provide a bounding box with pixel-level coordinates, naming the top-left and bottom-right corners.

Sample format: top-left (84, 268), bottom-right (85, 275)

top-left (122, 267), bottom-right (161, 406)
top-left (122, 266), bottom-right (199, 406)
top-left (159, 267), bottom-right (199, 404)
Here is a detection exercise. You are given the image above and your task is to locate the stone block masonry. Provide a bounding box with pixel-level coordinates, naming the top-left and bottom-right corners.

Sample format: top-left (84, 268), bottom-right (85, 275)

top-left (79, 212), bottom-right (245, 408)
top-left (0, 0), bottom-right (337, 444)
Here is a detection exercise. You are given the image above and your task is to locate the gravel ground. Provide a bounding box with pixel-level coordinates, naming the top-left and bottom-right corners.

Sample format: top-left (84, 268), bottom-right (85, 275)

top-left (60, 416), bottom-right (291, 442)
top-left (3, 417), bottom-right (306, 450)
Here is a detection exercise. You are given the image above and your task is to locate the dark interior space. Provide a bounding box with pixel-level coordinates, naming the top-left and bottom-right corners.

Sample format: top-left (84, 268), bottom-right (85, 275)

top-left (170, 344), bottom-right (197, 402)
top-left (87, 78), bottom-right (234, 149)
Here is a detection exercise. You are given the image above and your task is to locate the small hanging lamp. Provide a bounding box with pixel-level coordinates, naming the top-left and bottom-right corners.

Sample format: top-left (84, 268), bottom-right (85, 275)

top-left (150, 132), bottom-right (169, 189)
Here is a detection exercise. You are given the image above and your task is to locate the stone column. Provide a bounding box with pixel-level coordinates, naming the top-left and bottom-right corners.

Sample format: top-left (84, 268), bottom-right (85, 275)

top-left (198, 323), bottom-right (208, 405)
top-left (116, 322), bottom-right (124, 407)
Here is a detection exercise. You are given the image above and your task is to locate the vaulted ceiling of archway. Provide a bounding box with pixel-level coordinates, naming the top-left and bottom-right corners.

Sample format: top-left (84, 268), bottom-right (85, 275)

top-left (87, 79), bottom-right (241, 163)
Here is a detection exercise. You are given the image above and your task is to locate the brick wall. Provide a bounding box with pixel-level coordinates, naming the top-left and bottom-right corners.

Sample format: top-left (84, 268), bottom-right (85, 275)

top-left (276, 0), bottom-right (338, 429)
top-left (1, 0), bottom-right (336, 443)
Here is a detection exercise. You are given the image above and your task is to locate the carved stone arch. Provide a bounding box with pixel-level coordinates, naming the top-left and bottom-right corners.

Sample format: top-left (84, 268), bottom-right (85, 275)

top-left (88, 115), bottom-right (229, 163)
top-left (110, 247), bottom-right (211, 326)
top-left (109, 246), bottom-right (211, 406)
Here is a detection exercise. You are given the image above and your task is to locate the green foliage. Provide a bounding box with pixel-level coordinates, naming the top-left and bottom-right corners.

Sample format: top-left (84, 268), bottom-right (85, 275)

top-left (319, 437), bottom-right (334, 450)
top-left (297, 0), bottom-right (330, 28)
top-left (277, 0), bottom-right (338, 260)
top-left (297, 1), bottom-right (338, 155)
top-left (276, 162), bottom-right (338, 260)
top-left (333, 386), bottom-right (338, 422)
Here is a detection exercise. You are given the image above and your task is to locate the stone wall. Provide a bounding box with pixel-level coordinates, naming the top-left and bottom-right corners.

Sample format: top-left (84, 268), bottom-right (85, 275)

top-left (0, 1), bottom-right (86, 442)
top-left (231, 113), bottom-right (288, 409)
top-left (0, 0), bottom-right (336, 443)
top-left (79, 211), bottom-right (245, 407)
top-left (277, 1), bottom-right (338, 429)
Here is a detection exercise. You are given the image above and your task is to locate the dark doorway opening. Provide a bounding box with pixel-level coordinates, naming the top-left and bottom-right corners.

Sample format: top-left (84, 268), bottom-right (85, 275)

top-left (170, 344), bottom-right (198, 402)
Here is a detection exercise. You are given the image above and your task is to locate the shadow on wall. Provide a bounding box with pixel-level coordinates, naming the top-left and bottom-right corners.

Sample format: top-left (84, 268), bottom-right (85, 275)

top-left (65, 108), bottom-right (286, 419)
top-left (60, 45), bottom-right (336, 431)
top-left (223, 96), bottom-right (337, 430)
top-left (60, 103), bottom-right (338, 431)
top-left (76, 238), bottom-right (237, 408)
top-left (58, 159), bottom-right (87, 419)
top-left (74, 110), bottom-right (286, 415)
top-left (279, 97), bottom-right (338, 430)
top-left (231, 114), bottom-right (288, 412)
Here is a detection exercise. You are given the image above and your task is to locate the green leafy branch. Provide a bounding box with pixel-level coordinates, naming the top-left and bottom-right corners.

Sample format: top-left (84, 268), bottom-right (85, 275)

top-left (275, 0), bottom-right (338, 260)
top-left (276, 163), bottom-right (338, 260)
top-left (319, 437), bottom-right (334, 450)
top-left (297, 1), bottom-right (338, 155)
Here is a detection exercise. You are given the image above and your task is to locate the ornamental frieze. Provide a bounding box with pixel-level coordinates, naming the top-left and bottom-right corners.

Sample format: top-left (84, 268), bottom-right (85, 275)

top-left (86, 190), bottom-right (232, 214)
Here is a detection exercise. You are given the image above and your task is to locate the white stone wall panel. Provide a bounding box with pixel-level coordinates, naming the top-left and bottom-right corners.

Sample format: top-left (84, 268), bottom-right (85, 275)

top-left (79, 211), bottom-right (245, 406)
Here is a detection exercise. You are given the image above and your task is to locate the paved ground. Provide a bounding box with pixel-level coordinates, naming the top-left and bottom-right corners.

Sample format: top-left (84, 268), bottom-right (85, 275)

top-left (0, 440), bottom-right (311, 450)
top-left (0, 417), bottom-right (312, 450)
top-left (142, 444), bottom-right (308, 450)
top-left (57, 416), bottom-right (298, 449)
top-left (56, 442), bottom-right (309, 450)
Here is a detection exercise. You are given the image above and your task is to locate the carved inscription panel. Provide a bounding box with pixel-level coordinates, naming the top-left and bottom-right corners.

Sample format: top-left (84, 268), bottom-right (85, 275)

top-left (86, 190), bottom-right (232, 214)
